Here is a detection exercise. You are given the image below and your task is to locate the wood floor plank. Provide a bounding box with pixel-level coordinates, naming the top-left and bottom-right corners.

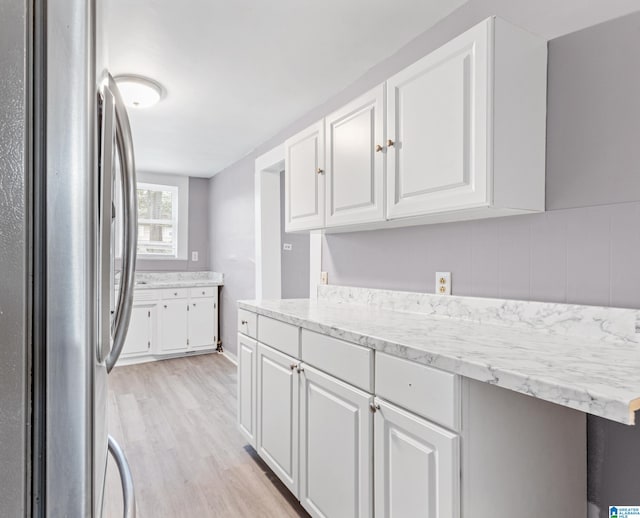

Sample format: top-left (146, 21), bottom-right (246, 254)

top-left (105, 353), bottom-right (309, 518)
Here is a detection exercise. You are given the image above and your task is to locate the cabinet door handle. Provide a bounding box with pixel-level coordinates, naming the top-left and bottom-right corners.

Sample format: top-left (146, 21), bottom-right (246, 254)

top-left (369, 402), bottom-right (380, 413)
top-left (163, 305), bottom-right (167, 309)
top-left (289, 363), bottom-right (297, 370)
top-left (193, 303), bottom-right (196, 307)
top-left (316, 167), bottom-right (324, 175)
top-left (241, 320), bottom-right (248, 325)
top-left (375, 144), bottom-right (383, 152)
top-left (174, 292), bottom-right (178, 296)
top-left (296, 365), bottom-right (304, 373)
top-left (387, 139), bottom-right (395, 147)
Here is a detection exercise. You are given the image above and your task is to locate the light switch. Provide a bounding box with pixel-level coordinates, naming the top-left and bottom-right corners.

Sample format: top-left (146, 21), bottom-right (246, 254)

top-left (283, 243), bottom-right (293, 251)
top-left (191, 251), bottom-right (199, 262)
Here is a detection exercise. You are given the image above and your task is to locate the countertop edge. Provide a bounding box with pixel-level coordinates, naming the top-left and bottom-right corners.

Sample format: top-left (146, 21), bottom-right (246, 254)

top-left (238, 300), bottom-right (637, 425)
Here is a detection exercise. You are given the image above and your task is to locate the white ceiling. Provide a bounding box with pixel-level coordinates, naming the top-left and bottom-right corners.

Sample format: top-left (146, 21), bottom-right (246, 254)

top-left (106, 0), bottom-right (640, 178)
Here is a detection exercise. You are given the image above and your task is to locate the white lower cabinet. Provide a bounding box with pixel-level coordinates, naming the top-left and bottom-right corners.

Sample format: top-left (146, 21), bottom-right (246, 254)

top-left (189, 297), bottom-right (217, 350)
top-left (299, 365), bottom-right (373, 518)
top-left (374, 398), bottom-right (459, 518)
top-left (159, 299), bottom-right (190, 353)
top-left (257, 343), bottom-right (299, 496)
top-left (237, 310), bottom-right (585, 518)
top-left (122, 304), bottom-right (155, 358)
top-left (237, 333), bottom-right (257, 448)
top-left (120, 286), bottom-right (219, 364)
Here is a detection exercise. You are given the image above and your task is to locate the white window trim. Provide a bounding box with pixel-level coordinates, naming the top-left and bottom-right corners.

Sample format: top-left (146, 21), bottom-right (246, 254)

top-left (115, 172), bottom-right (189, 261)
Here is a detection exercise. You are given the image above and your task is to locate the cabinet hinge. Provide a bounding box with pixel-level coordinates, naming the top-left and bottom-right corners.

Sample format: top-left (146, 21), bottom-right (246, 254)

top-left (148, 310), bottom-right (151, 318)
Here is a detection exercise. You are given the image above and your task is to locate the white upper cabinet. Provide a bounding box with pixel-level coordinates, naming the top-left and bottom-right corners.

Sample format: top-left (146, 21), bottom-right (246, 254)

top-left (325, 85), bottom-right (385, 227)
top-left (285, 120), bottom-right (325, 231)
top-left (282, 17), bottom-right (546, 232)
top-left (386, 21), bottom-right (489, 219)
top-left (387, 16), bottom-right (545, 222)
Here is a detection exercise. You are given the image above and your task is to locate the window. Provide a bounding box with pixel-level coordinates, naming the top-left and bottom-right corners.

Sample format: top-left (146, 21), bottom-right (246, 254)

top-left (114, 173), bottom-right (188, 261)
top-left (136, 183), bottom-right (179, 257)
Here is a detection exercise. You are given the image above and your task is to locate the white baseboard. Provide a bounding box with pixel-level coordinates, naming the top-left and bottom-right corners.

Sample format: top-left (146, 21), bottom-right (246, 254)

top-left (221, 349), bottom-right (237, 365)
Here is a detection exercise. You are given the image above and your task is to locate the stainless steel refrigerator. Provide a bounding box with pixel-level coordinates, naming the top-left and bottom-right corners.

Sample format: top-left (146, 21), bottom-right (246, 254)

top-left (1, 0), bottom-right (138, 515)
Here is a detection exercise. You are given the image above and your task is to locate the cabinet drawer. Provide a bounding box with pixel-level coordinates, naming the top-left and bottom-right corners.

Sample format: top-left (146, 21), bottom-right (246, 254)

top-left (257, 316), bottom-right (299, 358)
top-left (301, 329), bottom-right (373, 392)
top-left (375, 352), bottom-right (460, 431)
top-left (162, 288), bottom-right (189, 299)
top-left (238, 309), bottom-right (257, 339)
top-left (190, 286), bottom-right (216, 298)
top-left (133, 289), bottom-right (161, 302)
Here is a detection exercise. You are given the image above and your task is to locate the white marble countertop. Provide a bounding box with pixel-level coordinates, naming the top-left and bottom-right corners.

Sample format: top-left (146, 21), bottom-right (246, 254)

top-left (117, 271), bottom-right (224, 290)
top-left (239, 286), bottom-right (640, 425)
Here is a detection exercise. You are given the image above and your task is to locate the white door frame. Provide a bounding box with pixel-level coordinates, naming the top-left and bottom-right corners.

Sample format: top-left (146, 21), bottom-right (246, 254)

top-left (255, 145), bottom-right (322, 300)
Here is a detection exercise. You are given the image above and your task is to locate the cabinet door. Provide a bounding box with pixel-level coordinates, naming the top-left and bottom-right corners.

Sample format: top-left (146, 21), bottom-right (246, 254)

top-left (122, 305), bottom-right (153, 357)
top-left (374, 398), bottom-right (460, 518)
top-left (257, 343), bottom-right (299, 496)
top-left (188, 295), bottom-right (217, 350)
top-left (325, 84), bottom-right (385, 227)
top-left (158, 299), bottom-right (188, 353)
top-left (238, 333), bottom-right (257, 448)
top-left (299, 364), bottom-right (373, 518)
top-left (387, 19), bottom-right (490, 219)
top-left (285, 120), bottom-right (325, 231)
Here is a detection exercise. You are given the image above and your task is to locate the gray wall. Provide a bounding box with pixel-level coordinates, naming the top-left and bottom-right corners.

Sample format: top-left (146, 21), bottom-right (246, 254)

top-left (134, 176), bottom-right (210, 272)
top-left (323, 12), bottom-right (640, 513)
top-left (208, 8), bottom-right (640, 514)
top-left (0, 0), bottom-right (29, 514)
top-left (280, 172), bottom-right (310, 299)
top-left (209, 154), bottom-right (256, 358)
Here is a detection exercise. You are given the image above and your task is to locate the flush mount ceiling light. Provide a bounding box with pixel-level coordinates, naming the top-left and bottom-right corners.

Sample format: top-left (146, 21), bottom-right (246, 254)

top-left (114, 75), bottom-right (164, 108)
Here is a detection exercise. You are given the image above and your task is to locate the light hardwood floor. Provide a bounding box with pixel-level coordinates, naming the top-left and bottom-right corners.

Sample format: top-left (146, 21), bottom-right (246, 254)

top-left (104, 353), bottom-right (309, 517)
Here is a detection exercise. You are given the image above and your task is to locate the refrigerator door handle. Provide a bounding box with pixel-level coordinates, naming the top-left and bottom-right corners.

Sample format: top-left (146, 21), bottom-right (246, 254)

top-left (108, 435), bottom-right (136, 518)
top-left (106, 73), bottom-right (138, 373)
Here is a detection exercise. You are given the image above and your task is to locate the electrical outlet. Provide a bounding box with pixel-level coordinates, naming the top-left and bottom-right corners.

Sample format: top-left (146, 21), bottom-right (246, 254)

top-left (283, 243), bottom-right (292, 251)
top-left (191, 251), bottom-right (199, 262)
top-left (436, 272), bottom-right (451, 295)
top-left (320, 271), bottom-right (328, 285)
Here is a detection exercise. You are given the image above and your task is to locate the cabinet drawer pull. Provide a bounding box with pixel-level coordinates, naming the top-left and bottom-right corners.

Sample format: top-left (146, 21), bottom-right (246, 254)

top-left (174, 292), bottom-right (178, 296)
top-left (316, 167), bottom-right (324, 175)
top-left (163, 305), bottom-right (167, 309)
top-left (241, 320), bottom-right (248, 325)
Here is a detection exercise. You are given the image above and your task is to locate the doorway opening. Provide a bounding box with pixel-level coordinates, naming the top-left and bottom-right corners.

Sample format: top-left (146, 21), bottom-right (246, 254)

top-left (255, 145), bottom-right (320, 300)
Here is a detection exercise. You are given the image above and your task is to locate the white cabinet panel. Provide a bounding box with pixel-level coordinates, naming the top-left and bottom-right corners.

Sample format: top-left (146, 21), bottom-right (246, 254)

top-left (375, 398), bottom-right (459, 518)
top-left (387, 19), bottom-right (489, 219)
top-left (188, 296), bottom-right (217, 350)
top-left (326, 85), bottom-right (385, 227)
top-left (159, 299), bottom-right (188, 353)
top-left (122, 305), bottom-right (154, 357)
top-left (299, 364), bottom-right (373, 518)
top-left (285, 120), bottom-right (325, 231)
top-left (257, 343), bottom-right (299, 496)
top-left (238, 333), bottom-right (257, 448)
